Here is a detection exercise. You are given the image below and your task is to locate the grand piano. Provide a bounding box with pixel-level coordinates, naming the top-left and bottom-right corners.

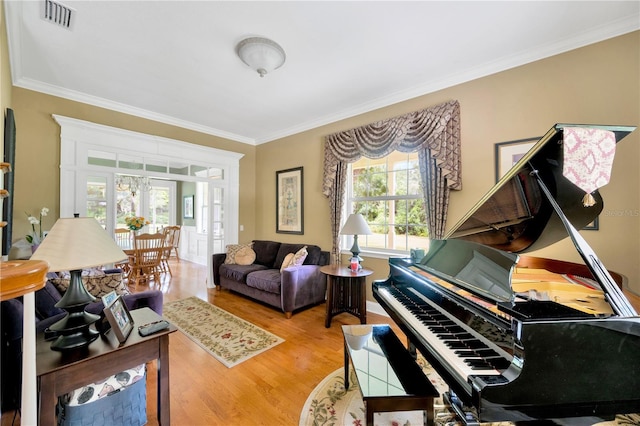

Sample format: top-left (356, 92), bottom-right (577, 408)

top-left (373, 124), bottom-right (640, 424)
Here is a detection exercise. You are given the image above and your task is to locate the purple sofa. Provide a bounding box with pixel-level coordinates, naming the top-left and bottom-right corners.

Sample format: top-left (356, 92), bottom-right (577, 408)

top-left (212, 240), bottom-right (330, 318)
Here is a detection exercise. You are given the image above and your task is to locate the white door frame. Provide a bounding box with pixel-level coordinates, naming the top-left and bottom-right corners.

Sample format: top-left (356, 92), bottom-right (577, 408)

top-left (54, 115), bottom-right (244, 287)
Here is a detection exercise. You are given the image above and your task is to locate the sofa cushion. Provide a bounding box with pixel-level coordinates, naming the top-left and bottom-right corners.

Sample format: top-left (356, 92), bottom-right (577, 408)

top-left (273, 243), bottom-right (321, 269)
top-left (235, 247), bottom-right (256, 265)
top-left (246, 269), bottom-right (282, 295)
top-left (35, 281), bottom-right (65, 320)
top-left (220, 263), bottom-right (268, 284)
top-left (252, 240), bottom-right (281, 267)
top-left (224, 242), bottom-right (253, 264)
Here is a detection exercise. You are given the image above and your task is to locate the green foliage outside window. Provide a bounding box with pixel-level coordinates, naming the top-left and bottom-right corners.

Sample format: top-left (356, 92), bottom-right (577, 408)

top-left (349, 152), bottom-right (429, 252)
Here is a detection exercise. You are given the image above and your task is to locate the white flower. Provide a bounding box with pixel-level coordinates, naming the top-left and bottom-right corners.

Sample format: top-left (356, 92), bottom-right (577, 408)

top-left (25, 207), bottom-right (49, 246)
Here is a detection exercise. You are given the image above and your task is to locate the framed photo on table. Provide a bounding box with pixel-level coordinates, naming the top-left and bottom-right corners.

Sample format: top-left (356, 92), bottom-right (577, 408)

top-left (494, 137), bottom-right (538, 182)
top-left (276, 167), bottom-right (304, 234)
top-left (103, 296), bottom-right (134, 343)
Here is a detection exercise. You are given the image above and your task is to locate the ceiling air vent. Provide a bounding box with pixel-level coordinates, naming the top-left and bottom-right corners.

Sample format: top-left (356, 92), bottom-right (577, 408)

top-left (42, 0), bottom-right (75, 30)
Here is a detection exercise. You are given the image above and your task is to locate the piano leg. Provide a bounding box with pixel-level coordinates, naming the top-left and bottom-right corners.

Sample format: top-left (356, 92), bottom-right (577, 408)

top-left (408, 340), bottom-right (417, 359)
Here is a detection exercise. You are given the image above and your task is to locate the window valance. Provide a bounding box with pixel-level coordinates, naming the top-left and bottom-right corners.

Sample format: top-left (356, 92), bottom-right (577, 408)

top-left (323, 100), bottom-right (461, 197)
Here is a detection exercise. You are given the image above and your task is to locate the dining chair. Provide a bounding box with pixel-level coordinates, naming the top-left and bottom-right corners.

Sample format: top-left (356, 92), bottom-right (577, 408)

top-left (128, 233), bottom-right (164, 290)
top-left (162, 226), bottom-right (181, 260)
top-left (114, 228), bottom-right (132, 249)
top-left (159, 229), bottom-right (174, 276)
top-left (114, 228), bottom-right (133, 274)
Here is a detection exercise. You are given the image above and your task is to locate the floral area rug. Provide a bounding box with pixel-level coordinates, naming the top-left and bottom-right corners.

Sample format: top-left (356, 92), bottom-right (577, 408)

top-left (299, 354), bottom-right (640, 426)
top-left (162, 296), bottom-right (284, 368)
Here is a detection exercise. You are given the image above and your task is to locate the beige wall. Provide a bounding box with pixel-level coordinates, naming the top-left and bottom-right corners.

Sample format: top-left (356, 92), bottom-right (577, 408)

top-left (5, 27), bottom-right (639, 296)
top-left (257, 31), bottom-right (640, 296)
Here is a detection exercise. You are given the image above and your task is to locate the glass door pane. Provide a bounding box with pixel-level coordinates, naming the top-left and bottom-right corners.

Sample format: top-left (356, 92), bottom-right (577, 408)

top-left (115, 175), bottom-right (142, 229)
top-left (146, 185), bottom-right (170, 233)
top-left (87, 176), bottom-right (107, 228)
top-left (212, 187), bottom-right (224, 253)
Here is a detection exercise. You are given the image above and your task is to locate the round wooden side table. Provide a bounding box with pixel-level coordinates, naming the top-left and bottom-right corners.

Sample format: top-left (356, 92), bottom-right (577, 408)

top-left (320, 264), bottom-right (373, 328)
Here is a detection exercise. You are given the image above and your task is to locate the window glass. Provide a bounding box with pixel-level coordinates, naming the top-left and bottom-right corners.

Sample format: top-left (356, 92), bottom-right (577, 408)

top-left (347, 151), bottom-right (428, 253)
top-left (87, 176), bottom-right (107, 227)
top-left (118, 155), bottom-right (144, 171)
top-left (88, 150), bottom-right (116, 167)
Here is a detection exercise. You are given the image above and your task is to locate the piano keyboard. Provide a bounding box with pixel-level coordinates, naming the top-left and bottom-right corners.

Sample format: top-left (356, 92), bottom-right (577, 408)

top-left (377, 285), bottom-right (512, 382)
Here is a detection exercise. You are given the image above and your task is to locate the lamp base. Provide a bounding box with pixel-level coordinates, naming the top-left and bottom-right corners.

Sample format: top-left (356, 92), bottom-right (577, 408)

top-left (49, 325), bottom-right (100, 352)
top-left (49, 269), bottom-right (100, 352)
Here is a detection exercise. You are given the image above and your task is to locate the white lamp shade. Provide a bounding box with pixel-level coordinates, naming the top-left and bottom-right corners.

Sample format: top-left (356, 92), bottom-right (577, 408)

top-left (31, 217), bottom-right (127, 272)
top-left (236, 37), bottom-right (286, 77)
top-left (340, 213), bottom-right (372, 236)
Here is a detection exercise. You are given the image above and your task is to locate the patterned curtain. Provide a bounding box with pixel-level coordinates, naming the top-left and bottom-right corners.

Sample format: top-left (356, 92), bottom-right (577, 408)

top-left (322, 100), bottom-right (461, 263)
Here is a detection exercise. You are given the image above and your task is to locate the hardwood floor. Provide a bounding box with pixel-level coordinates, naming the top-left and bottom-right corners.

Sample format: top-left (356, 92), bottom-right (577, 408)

top-left (142, 259), bottom-right (398, 425)
top-left (3, 258), bottom-right (640, 425)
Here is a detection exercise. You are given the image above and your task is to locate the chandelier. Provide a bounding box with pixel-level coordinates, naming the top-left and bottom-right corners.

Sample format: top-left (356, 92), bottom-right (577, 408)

top-left (116, 175), bottom-right (151, 196)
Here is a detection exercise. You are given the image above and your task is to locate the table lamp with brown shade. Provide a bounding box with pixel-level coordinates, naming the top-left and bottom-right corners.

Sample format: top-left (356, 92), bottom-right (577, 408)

top-left (31, 216), bottom-right (127, 351)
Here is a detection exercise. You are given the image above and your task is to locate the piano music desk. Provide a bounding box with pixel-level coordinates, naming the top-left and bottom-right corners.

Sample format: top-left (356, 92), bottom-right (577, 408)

top-left (321, 265), bottom-right (373, 328)
top-left (343, 324), bottom-right (439, 426)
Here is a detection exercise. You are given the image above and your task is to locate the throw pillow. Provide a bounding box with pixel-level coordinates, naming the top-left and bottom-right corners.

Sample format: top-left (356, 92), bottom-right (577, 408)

top-left (224, 243), bottom-right (254, 264)
top-left (291, 246), bottom-right (308, 266)
top-left (280, 253), bottom-right (295, 272)
top-left (51, 269), bottom-right (129, 298)
top-left (235, 247), bottom-right (256, 265)
top-left (280, 246), bottom-right (308, 271)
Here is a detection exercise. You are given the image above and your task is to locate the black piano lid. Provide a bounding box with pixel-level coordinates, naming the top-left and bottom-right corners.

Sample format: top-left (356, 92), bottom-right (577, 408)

top-left (446, 123), bottom-right (636, 253)
top-left (417, 124), bottom-right (636, 306)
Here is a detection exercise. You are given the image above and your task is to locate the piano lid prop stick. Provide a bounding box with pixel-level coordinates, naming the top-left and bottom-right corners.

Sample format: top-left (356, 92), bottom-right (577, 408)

top-left (530, 168), bottom-right (636, 317)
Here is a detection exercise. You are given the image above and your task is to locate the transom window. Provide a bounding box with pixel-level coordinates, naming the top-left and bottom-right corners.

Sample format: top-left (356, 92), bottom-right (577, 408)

top-left (346, 151), bottom-right (429, 254)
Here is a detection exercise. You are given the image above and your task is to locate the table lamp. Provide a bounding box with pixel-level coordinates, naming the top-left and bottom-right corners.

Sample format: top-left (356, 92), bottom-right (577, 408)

top-left (340, 213), bottom-right (372, 263)
top-left (31, 216), bottom-right (127, 351)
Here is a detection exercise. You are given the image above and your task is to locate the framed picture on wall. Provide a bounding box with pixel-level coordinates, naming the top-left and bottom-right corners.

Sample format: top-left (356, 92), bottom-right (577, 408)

top-left (183, 195), bottom-right (194, 219)
top-left (276, 167), bottom-right (304, 234)
top-left (494, 137), bottom-right (539, 182)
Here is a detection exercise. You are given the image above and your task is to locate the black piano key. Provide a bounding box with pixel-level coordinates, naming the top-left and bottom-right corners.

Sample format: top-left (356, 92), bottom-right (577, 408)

top-left (485, 357), bottom-right (512, 370)
top-left (466, 360), bottom-right (494, 369)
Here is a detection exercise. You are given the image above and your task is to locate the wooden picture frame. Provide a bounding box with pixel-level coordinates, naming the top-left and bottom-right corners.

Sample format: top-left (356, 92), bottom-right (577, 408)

top-left (494, 137), bottom-right (538, 182)
top-left (183, 195), bottom-right (194, 219)
top-left (276, 167), bottom-right (304, 234)
top-left (103, 296), bottom-right (134, 343)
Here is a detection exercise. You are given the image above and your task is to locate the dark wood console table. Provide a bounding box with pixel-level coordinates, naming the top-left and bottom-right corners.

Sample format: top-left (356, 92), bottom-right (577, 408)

top-left (36, 307), bottom-right (176, 426)
top-left (321, 264), bottom-right (373, 328)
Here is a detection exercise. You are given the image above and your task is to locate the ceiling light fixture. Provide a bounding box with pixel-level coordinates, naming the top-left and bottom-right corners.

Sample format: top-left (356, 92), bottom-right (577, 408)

top-left (235, 37), bottom-right (286, 78)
